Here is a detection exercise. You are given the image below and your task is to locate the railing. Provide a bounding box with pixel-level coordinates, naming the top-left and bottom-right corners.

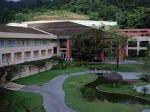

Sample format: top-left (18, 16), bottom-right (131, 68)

top-left (0, 44), bottom-right (52, 48)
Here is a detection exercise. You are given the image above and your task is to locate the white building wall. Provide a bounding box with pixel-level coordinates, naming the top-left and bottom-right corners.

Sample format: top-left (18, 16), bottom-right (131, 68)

top-left (126, 36), bottom-right (150, 56)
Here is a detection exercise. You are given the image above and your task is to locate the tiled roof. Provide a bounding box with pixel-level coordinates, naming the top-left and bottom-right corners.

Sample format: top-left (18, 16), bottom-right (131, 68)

top-left (0, 25), bottom-right (46, 34)
top-left (28, 21), bottom-right (93, 36)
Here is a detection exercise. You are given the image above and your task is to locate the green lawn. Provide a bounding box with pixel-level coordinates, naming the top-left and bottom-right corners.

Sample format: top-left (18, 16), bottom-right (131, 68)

top-left (0, 88), bottom-right (44, 112)
top-left (15, 67), bottom-right (87, 85)
top-left (64, 74), bottom-right (150, 112)
top-left (14, 64), bottom-right (150, 85)
top-left (92, 64), bottom-right (150, 72)
top-left (97, 82), bottom-right (150, 99)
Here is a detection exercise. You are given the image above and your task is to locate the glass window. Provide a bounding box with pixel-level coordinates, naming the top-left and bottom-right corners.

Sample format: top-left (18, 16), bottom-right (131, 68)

top-left (0, 40), bottom-right (4, 47)
top-left (128, 50), bottom-right (137, 57)
top-left (140, 41), bottom-right (149, 47)
top-left (128, 41), bottom-right (137, 47)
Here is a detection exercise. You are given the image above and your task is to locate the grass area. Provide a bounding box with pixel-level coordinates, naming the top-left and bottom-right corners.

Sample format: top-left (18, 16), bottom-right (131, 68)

top-left (92, 64), bottom-right (150, 72)
top-left (15, 67), bottom-right (87, 85)
top-left (64, 74), bottom-right (150, 112)
top-left (15, 10), bottom-right (89, 22)
top-left (97, 82), bottom-right (150, 99)
top-left (0, 88), bottom-right (44, 112)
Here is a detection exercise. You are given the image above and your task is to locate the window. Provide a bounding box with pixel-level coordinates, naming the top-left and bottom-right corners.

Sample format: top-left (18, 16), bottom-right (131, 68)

top-left (53, 47), bottom-right (57, 54)
top-left (8, 40), bottom-right (15, 47)
top-left (14, 52), bottom-right (22, 60)
top-left (138, 50), bottom-right (147, 57)
top-left (41, 50), bottom-right (46, 56)
top-left (24, 51), bottom-right (31, 59)
top-left (2, 53), bottom-right (11, 61)
top-left (128, 50), bottom-right (137, 57)
top-left (140, 41), bottom-right (149, 47)
top-left (0, 40), bottom-right (4, 48)
top-left (48, 49), bottom-right (52, 56)
top-left (33, 51), bottom-right (39, 58)
top-left (128, 41), bottom-right (137, 47)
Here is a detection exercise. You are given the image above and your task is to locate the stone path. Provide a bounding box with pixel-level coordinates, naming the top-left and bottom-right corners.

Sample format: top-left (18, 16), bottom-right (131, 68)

top-left (19, 70), bottom-right (149, 112)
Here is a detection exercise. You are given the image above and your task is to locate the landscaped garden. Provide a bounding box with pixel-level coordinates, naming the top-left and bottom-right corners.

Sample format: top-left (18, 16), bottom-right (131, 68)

top-left (14, 66), bottom-right (87, 85)
top-left (64, 74), bottom-right (150, 112)
top-left (0, 88), bottom-right (44, 112)
top-left (97, 82), bottom-right (150, 98)
top-left (1, 61), bottom-right (150, 112)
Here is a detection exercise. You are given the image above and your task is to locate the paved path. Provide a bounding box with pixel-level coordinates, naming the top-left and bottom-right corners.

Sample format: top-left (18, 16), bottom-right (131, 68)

top-left (20, 75), bottom-right (75, 112)
top-left (19, 70), bottom-right (148, 112)
top-left (104, 59), bottom-right (144, 64)
top-left (136, 84), bottom-right (150, 94)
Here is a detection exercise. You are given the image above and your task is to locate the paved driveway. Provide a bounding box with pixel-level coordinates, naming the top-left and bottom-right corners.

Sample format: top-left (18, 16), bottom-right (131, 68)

top-left (20, 75), bottom-right (75, 112)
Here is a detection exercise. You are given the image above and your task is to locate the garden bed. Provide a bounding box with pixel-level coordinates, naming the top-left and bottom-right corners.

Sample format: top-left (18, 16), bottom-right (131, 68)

top-left (82, 77), bottom-right (150, 105)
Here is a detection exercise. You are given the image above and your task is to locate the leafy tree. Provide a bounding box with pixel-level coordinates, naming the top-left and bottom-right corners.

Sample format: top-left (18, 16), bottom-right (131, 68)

top-left (108, 29), bottom-right (128, 68)
top-left (72, 29), bottom-right (106, 62)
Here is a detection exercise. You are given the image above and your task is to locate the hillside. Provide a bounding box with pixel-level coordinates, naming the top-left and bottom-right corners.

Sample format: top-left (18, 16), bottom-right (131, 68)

top-left (14, 10), bottom-right (89, 22)
top-left (0, 0), bottom-right (149, 28)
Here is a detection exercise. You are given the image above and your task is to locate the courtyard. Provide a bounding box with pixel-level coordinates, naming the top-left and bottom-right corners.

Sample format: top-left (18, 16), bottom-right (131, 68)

top-left (1, 63), bottom-right (150, 112)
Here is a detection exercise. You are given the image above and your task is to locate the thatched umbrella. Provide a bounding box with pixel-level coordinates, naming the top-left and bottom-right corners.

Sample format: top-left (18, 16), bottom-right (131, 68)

top-left (106, 72), bottom-right (123, 88)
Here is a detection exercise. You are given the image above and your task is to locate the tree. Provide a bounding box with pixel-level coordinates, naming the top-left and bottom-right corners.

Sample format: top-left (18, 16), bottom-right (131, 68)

top-left (141, 86), bottom-right (149, 95)
top-left (72, 29), bottom-right (106, 62)
top-left (109, 29), bottom-right (128, 68)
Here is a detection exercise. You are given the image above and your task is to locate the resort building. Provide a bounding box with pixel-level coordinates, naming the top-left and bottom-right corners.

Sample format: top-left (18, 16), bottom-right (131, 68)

top-left (121, 29), bottom-right (150, 57)
top-left (1, 20), bottom-right (150, 79)
top-left (0, 25), bottom-right (59, 68)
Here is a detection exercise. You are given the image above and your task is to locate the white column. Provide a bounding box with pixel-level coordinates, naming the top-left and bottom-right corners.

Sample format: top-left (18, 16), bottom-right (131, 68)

top-left (137, 40), bottom-right (140, 56)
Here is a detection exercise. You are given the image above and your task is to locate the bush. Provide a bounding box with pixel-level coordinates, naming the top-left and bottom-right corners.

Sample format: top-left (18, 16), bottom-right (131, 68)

top-left (81, 88), bottom-right (96, 101)
top-left (51, 63), bottom-right (67, 70)
top-left (139, 73), bottom-right (150, 82)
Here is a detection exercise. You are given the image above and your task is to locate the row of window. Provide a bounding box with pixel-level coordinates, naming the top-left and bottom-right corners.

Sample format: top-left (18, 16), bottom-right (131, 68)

top-left (128, 50), bottom-right (148, 57)
top-left (1, 47), bottom-right (57, 61)
top-left (0, 40), bottom-right (56, 48)
top-left (128, 41), bottom-right (149, 47)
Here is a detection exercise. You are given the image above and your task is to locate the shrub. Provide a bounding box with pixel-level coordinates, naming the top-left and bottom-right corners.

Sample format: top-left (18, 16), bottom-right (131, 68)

top-left (51, 63), bottom-right (67, 70)
top-left (82, 88), bottom-right (96, 101)
top-left (139, 73), bottom-right (150, 82)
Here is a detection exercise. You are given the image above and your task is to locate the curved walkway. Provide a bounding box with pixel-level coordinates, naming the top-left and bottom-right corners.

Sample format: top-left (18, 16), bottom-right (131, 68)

top-left (19, 70), bottom-right (149, 112)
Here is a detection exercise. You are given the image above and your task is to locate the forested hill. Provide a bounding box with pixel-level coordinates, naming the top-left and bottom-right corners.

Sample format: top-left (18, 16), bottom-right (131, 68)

top-left (0, 0), bottom-right (150, 28)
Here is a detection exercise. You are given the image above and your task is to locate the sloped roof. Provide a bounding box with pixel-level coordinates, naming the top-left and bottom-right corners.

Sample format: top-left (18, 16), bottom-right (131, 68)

top-left (0, 25), bottom-right (46, 34)
top-left (28, 21), bottom-right (93, 36)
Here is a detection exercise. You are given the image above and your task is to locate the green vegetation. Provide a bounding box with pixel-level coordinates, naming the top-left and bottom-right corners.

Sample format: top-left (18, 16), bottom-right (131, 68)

top-left (64, 74), bottom-right (150, 112)
top-left (14, 63), bottom-right (150, 85)
top-left (14, 9), bottom-right (89, 22)
top-left (0, 88), bottom-right (44, 112)
top-left (0, 0), bottom-right (149, 28)
top-left (65, 0), bottom-right (150, 28)
top-left (97, 82), bottom-right (150, 99)
top-left (91, 64), bottom-right (150, 72)
top-left (15, 67), bottom-right (87, 85)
